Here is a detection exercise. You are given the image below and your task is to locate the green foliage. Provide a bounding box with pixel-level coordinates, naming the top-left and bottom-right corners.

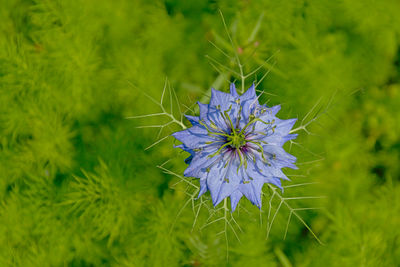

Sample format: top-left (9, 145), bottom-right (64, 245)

top-left (0, 0), bottom-right (399, 266)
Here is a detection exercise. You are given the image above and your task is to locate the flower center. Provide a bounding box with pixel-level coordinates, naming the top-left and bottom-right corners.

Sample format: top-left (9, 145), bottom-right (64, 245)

top-left (227, 131), bottom-right (246, 149)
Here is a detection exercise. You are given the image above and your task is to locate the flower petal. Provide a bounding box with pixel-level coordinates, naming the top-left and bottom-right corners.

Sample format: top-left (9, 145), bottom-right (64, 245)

top-left (213, 156), bottom-right (241, 206)
top-left (238, 162), bottom-right (264, 208)
top-left (240, 99), bottom-right (257, 127)
top-left (260, 144), bottom-right (297, 167)
top-left (230, 190), bottom-right (243, 212)
top-left (275, 118), bottom-right (297, 136)
top-left (207, 106), bottom-right (230, 132)
top-left (265, 177), bottom-right (283, 189)
top-left (230, 83), bottom-right (239, 98)
top-left (198, 102), bottom-right (209, 122)
top-left (172, 126), bottom-right (217, 149)
top-left (239, 83), bottom-right (257, 103)
top-left (197, 179), bottom-right (208, 198)
top-left (269, 105), bottom-right (281, 116)
top-left (206, 160), bottom-right (226, 205)
top-left (184, 146), bottom-right (219, 177)
top-left (210, 88), bottom-right (235, 111)
top-left (239, 178), bottom-right (263, 208)
top-left (184, 115), bottom-right (200, 125)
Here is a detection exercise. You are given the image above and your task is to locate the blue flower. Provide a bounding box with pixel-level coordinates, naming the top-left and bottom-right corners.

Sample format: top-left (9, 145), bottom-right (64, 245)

top-left (172, 84), bottom-right (298, 211)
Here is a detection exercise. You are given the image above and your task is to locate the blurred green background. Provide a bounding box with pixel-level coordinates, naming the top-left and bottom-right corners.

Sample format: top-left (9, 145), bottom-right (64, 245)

top-left (1, 0), bottom-right (400, 266)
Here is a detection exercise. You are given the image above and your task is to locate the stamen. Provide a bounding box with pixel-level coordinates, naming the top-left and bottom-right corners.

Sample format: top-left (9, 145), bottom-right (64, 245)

top-left (208, 142), bottom-right (232, 158)
top-left (199, 120), bottom-right (230, 138)
top-left (237, 149), bottom-right (245, 173)
top-left (224, 107), bottom-right (236, 133)
top-left (224, 160), bottom-right (230, 168)
top-left (236, 105), bottom-right (242, 129)
top-left (239, 117), bottom-right (272, 135)
top-left (247, 140), bottom-right (268, 163)
top-left (210, 121), bottom-right (220, 130)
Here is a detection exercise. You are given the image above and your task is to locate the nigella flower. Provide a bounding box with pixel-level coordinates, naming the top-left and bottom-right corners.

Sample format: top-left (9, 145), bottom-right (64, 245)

top-left (172, 84), bottom-right (298, 211)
